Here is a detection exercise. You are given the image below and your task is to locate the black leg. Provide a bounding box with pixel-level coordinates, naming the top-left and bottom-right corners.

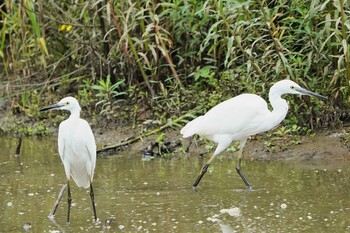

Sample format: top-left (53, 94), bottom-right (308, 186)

top-left (236, 157), bottom-right (251, 189)
top-left (192, 163), bottom-right (210, 189)
top-left (67, 181), bottom-right (72, 224)
top-left (89, 183), bottom-right (98, 222)
top-left (192, 143), bottom-right (224, 189)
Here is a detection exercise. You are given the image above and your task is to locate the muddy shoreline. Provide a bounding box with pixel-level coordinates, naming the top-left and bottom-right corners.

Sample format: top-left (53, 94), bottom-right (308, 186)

top-left (1, 95), bottom-right (348, 162)
top-left (93, 125), bottom-right (350, 162)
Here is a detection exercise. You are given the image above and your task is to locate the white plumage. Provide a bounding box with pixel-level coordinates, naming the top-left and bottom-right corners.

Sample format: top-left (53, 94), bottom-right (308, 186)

top-left (58, 108), bottom-right (96, 188)
top-left (181, 79), bottom-right (326, 189)
top-left (40, 96), bottom-right (97, 223)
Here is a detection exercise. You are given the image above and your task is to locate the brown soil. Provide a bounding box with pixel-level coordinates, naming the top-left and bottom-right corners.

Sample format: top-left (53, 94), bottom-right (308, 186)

top-left (1, 95), bottom-right (348, 161)
top-left (94, 125), bottom-right (350, 162)
top-left (245, 130), bottom-right (350, 162)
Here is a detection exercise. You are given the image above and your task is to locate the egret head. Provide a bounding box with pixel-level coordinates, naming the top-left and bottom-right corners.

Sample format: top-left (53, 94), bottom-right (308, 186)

top-left (271, 79), bottom-right (327, 100)
top-left (39, 96), bottom-right (81, 113)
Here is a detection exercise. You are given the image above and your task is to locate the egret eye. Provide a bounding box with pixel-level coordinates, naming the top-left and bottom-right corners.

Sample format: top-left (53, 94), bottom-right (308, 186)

top-left (65, 102), bottom-right (70, 106)
top-left (290, 86), bottom-right (295, 90)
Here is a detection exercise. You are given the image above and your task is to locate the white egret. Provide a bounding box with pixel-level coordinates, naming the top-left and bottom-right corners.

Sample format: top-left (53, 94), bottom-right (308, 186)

top-left (181, 79), bottom-right (327, 189)
top-left (40, 96), bottom-right (97, 223)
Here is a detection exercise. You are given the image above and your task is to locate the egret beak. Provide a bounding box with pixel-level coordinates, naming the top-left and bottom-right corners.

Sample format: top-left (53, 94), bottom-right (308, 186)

top-left (39, 103), bottom-right (64, 112)
top-left (294, 87), bottom-right (327, 100)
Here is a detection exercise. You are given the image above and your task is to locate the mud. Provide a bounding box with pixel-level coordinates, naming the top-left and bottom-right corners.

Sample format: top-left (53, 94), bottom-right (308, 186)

top-left (93, 125), bottom-right (350, 162)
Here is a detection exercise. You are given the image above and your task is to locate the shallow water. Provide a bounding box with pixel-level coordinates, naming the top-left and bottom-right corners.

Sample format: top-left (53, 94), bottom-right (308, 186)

top-left (1, 136), bottom-right (350, 233)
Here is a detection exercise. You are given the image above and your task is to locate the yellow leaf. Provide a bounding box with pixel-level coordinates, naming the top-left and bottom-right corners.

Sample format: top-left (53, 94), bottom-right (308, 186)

top-left (38, 37), bottom-right (49, 57)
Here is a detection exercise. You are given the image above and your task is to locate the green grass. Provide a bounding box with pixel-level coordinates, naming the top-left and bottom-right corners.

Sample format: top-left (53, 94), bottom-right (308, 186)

top-left (0, 0), bottom-right (349, 135)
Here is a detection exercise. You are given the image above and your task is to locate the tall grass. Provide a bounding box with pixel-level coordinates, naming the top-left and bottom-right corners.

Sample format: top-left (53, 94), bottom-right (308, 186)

top-left (0, 0), bottom-right (349, 128)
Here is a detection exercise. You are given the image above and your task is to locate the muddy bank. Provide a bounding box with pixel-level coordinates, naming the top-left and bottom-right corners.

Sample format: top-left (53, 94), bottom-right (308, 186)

top-left (245, 130), bottom-right (350, 162)
top-left (94, 124), bottom-right (350, 162)
top-left (1, 97), bottom-right (348, 162)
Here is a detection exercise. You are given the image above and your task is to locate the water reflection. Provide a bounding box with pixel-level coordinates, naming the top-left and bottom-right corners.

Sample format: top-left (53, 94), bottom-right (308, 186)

top-left (0, 136), bottom-right (350, 232)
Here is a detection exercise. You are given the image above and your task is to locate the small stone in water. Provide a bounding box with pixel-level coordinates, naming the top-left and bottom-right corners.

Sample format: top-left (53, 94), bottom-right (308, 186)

top-left (7, 202), bottom-right (13, 207)
top-left (118, 225), bottom-right (125, 230)
top-left (23, 222), bottom-right (32, 231)
top-left (220, 207), bottom-right (241, 217)
top-left (207, 217), bottom-right (220, 223)
top-left (280, 203), bottom-right (287, 209)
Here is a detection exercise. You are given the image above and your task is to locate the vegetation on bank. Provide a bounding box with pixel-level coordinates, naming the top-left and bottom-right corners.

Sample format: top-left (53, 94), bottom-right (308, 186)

top-left (0, 0), bottom-right (349, 140)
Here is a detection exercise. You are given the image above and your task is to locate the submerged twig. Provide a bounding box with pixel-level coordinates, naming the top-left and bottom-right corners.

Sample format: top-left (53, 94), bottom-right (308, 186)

top-left (48, 184), bottom-right (67, 219)
top-left (97, 114), bottom-right (190, 153)
top-left (15, 134), bottom-right (23, 157)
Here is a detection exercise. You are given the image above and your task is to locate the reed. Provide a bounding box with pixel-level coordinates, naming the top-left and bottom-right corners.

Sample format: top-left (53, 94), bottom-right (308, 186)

top-left (0, 0), bottom-right (349, 132)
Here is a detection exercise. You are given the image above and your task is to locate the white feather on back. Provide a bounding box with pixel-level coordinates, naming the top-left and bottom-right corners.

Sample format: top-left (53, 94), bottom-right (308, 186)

top-left (180, 94), bottom-right (276, 142)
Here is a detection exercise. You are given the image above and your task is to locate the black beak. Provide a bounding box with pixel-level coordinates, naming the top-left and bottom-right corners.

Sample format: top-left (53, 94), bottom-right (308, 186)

top-left (39, 103), bottom-right (63, 112)
top-left (295, 87), bottom-right (327, 100)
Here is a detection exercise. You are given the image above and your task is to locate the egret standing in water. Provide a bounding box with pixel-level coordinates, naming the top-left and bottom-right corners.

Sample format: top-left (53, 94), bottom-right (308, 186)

top-left (181, 80), bottom-right (327, 189)
top-left (40, 97), bottom-right (97, 223)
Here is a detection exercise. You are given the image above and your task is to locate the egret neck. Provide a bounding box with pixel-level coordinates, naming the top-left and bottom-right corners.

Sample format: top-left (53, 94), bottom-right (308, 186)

top-left (68, 105), bottom-right (81, 119)
top-left (268, 89), bottom-right (289, 130)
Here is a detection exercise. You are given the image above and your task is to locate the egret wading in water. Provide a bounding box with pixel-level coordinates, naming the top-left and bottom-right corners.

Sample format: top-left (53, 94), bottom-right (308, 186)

top-left (40, 97), bottom-right (97, 223)
top-left (181, 80), bottom-right (327, 189)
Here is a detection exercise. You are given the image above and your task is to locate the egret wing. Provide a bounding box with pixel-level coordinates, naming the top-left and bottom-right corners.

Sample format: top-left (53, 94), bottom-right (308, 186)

top-left (196, 94), bottom-right (271, 137)
top-left (74, 119), bottom-right (96, 184)
top-left (60, 119), bottom-right (96, 188)
top-left (58, 121), bottom-right (68, 165)
top-left (78, 119), bottom-right (96, 182)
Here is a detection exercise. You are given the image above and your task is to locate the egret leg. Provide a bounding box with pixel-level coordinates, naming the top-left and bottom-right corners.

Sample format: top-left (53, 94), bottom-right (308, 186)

top-left (67, 181), bottom-right (72, 224)
top-left (235, 138), bottom-right (251, 189)
top-left (89, 183), bottom-right (98, 222)
top-left (192, 163), bottom-right (211, 189)
top-left (192, 140), bottom-right (231, 189)
top-left (48, 184), bottom-right (67, 219)
top-left (236, 157), bottom-right (251, 189)
top-left (192, 151), bottom-right (219, 189)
